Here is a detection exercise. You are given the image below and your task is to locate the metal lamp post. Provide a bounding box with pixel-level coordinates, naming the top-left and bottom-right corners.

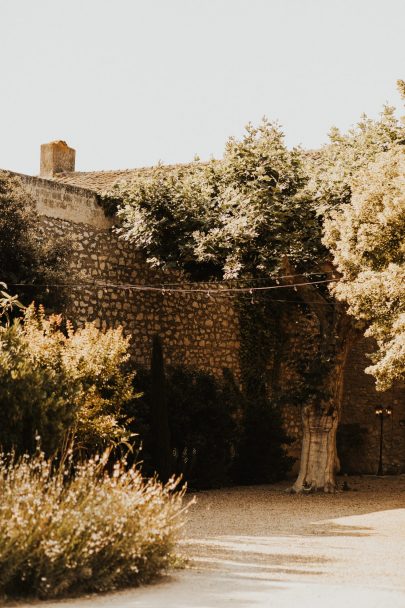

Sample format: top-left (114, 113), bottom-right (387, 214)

top-left (375, 406), bottom-right (392, 476)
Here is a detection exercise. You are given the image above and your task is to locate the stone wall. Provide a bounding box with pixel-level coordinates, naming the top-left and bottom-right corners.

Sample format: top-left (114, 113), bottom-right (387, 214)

top-left (16, 171), bottom-right (239, 377)
top-left (340, 338), bottom-right (405, 474)
top-left (17, 171), bottom-right (405, 475)
top-left (38, 214), bottom-right (241, 381)
top-left (19, 174), bottom-right (111, 229)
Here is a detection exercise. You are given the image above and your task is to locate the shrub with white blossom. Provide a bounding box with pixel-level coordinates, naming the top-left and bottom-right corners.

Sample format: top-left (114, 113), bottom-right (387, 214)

top-left (0, 448), bottom-right (185, 599)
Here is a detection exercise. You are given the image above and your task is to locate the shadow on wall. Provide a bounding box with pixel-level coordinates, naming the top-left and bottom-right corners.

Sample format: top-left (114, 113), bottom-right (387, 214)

top-left (337, 423), bottom-right (368, 474)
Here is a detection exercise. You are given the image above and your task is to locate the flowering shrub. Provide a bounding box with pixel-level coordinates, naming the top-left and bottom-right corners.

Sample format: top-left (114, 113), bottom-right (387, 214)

top-left (0, 449), bottom-right (185, 599)
top-left (0, 304), bottom-right (134, 455)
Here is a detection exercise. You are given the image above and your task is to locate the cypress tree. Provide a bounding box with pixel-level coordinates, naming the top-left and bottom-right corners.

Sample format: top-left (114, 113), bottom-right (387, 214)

top-left (150, 334), bottom-right (171, 482)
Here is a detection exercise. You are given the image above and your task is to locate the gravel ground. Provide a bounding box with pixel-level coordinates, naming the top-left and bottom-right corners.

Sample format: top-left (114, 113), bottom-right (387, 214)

top-left (12, 475), bottom-right (405, 608)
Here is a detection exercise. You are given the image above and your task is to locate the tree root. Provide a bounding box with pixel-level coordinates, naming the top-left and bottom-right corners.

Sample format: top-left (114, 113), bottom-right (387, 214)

top-left (285, 480), bottom-right (338, 494)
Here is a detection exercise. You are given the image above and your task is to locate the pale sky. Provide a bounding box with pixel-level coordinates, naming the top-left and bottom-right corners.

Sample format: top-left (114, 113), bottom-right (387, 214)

top-left (1, 0), bottom-right (404, 176)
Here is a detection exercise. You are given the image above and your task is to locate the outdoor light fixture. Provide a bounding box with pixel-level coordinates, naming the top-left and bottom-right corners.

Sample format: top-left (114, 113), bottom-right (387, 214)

top-left (374, 405), bottom-right (393, 476)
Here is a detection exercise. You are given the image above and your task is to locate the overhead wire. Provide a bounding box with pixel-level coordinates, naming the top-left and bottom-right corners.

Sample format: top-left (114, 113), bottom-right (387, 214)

top-left (146, 270), bottom-right (337, 287)
top-left (9, 277), bottom-right (339, 295)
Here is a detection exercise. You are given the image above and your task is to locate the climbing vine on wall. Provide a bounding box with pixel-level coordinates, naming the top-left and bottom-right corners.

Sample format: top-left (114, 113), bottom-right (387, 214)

top-left (231, 293), bottom-right (295, 483)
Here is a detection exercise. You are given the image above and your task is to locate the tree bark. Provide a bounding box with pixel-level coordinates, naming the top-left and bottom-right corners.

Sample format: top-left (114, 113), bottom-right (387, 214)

top-left (285, 323), bottom-right (353, 493)
top-left (290, 325), bottom-right (351, 492)
top-left (291, 405), bottom-right (339, 493)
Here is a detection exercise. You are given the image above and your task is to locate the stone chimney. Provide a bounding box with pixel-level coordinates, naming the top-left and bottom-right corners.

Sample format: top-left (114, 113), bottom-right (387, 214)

top-left (40, 140), bottom-right (75, 177)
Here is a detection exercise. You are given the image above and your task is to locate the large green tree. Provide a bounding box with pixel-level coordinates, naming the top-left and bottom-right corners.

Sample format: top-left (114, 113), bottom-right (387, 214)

top-left (113, 120), bottom-right (340, 492)
top-left (114, 105), bottom-right (405, 492)
top-left (296, 100), bottom-right (405, 489)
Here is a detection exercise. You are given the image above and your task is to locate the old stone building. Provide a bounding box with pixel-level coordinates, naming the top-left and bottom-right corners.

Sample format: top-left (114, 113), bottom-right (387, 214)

top-left (4, 140), bottom-right (405, 475)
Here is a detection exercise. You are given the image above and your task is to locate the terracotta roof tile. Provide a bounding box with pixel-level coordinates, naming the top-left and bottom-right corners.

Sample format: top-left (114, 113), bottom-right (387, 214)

top-left (51, 163), bottom-right (196, 194)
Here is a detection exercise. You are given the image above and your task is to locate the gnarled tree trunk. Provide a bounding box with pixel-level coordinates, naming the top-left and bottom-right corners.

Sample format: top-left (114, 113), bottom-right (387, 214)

top-left (290, 305), bottom-right (353, 492)
top-left (282, 260), bottom-right (354, 493)
top-left (292, 406), bottom-right (339, 493)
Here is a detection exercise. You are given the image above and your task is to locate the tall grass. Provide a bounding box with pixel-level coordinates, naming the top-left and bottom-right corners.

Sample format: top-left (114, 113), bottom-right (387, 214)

top-left (0, 449), bottom-right (186, 599)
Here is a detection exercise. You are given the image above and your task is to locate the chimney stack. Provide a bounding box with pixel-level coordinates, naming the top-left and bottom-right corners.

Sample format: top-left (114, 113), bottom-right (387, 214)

top-left (40, 140), bottom-right (75, 177)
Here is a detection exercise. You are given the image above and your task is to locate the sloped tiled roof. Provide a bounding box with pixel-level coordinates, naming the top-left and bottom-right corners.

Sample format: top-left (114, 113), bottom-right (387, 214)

top-left (50, 151), bottom-right (320, 195)
top-left (51, 163), bottom-right (196, 194)
top-left (47, 151), bottom-right (320, 195)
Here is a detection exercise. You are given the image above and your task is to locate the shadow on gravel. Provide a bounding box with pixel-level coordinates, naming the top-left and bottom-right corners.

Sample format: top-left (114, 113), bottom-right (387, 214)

top-left (181, 534), bottom-right (332, 581)
top-left (310, 523), bottom-right (372, 537)
top-left (180, 519), bottom-right (374, 585)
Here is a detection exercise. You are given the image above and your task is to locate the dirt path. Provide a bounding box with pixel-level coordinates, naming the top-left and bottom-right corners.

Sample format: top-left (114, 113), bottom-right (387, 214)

top-left (14, 476), bottom-right (405, 608)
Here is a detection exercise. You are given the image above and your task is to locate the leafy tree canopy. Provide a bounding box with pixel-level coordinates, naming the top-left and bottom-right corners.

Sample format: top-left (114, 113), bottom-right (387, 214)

top-left (305, 103), bottom-right (405, 213)
top-left (324, 146), bottom-right (405, 390)
top-left (114, 94), bottom-right (405, 393)
top-left (317, 83), bottom-right (405, 390)
top-left (114, 119), bottom-right (324, 280)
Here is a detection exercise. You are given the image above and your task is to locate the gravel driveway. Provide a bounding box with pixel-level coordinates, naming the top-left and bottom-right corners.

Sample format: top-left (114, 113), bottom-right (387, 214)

top-left (12, 475), bottom-right (405, 608)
